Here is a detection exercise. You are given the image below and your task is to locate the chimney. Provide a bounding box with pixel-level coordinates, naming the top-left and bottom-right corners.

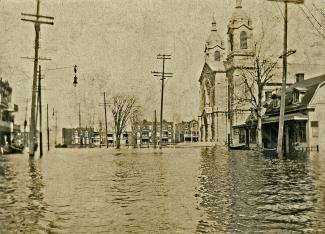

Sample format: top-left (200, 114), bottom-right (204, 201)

top-left (295, 73), bottom-right (304, 83)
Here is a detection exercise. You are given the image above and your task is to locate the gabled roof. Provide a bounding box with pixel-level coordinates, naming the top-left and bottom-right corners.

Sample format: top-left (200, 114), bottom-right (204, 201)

top-left (265, 74), bottom-right (325, 115)
top-left (198, 62), bottom-right (215, 82)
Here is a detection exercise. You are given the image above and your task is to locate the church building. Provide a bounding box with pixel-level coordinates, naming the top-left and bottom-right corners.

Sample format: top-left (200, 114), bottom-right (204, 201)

top-left (198, 0), bottom-right (254, 144)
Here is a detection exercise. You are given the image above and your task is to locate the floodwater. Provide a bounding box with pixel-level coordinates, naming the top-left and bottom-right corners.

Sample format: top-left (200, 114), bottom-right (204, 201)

top-left (0, 147), bottom-right (324, 233)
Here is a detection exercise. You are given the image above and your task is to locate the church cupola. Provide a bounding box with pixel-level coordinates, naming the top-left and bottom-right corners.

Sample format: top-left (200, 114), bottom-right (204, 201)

top-left (205, 17), bottom-right (225, 63)
top-left (227, 0), bottom-right (254, 57)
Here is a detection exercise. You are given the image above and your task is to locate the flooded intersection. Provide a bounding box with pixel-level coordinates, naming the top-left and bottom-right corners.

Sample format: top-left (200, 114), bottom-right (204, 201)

top-left (0, 147), bottom-right (324, 233)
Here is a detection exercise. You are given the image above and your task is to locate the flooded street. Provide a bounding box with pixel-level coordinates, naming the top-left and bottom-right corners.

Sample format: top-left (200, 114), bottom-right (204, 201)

top-left (0, 147), bottom-right (325, 233)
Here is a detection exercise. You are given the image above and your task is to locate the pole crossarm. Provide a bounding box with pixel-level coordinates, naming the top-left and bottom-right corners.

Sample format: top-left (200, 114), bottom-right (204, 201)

top-left (279, 49), bottom-right (296, 58)
top-left (21, 18), bottom-right (54, 25)
top-left (21, 56), bottom-right (52, 61)
top-left (21, 12), bottom-right (54, 19)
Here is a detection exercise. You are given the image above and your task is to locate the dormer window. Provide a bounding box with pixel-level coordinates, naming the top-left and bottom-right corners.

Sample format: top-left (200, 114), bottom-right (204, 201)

top-left (240, 31), bottom-right (247, 49)
top-left (273, 99), bottom-right (280, 108)
top-left (265, 91), bottom-right (272, 101)
top-left (293, 91), bottom-right (299, 103)
top-left (214, 51), bottom-right (221, 61)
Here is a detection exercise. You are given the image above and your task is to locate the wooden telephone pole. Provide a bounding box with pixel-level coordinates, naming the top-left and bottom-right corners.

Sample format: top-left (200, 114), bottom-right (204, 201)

top-left (152, 54), bottom-right (173, 149)
top-left (47, 104), bottom-right (50, 151)
top-left (21, 0), bottom-right (54, 157)
top-left (78, 103), bottom-right (81, 129)
top-left (38, 65), bottom-right (43, 157)
top-left (103, 92), bottom-right (109, 148)
top-left (267, 0), bottom-right (303, 157)
top-left (154, 110), bottom-right (157, 148)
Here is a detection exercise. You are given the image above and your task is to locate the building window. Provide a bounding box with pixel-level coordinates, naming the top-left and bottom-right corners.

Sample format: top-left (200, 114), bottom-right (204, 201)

top-left (265, 91), bottom-right (272, 100)
top-left (273, 99), bottom-right (280, 108)
top-left (230, 34), bottom-right (234, 51)
top-left (298, 122), bottom-right (306, 142)
top-left (240, 31), bottom-right (248, 49)
top-left (239, 129), bottom-right (245, 143)
top-left (250, 129), bottom-right (256, 144)
top-left (311, 121), bottom-right (319, 137)
top-left (293, 91), bottom-right (299, 103)
top-left (214, 50), bottom-right (221, 61)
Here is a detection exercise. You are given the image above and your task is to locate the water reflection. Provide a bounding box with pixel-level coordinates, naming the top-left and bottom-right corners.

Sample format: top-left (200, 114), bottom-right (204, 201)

top-left (197, 148), bottom-right (325, 233)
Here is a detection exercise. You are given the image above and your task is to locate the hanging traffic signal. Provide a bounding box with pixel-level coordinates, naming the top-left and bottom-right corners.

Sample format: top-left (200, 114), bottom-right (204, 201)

top-left (73, 75), bottom-right (78, 87)
top-left (73, 64), bottom-right (78, 87)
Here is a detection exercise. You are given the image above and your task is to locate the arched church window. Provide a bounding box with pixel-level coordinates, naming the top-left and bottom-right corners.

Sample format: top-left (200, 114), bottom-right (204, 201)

top-left (230, 34), bottom-right (234, 51)
top-left (240, 31), bottom-right (247, 49)
top-left (214, 51), bottom-right (221, 61)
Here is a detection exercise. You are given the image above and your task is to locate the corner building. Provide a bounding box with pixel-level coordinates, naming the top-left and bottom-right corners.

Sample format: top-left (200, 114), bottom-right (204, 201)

top-left (199, 0), bottom-right (254, 143)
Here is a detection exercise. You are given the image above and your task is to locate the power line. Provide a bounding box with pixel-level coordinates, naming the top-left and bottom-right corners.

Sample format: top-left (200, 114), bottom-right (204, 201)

top-left (312, 2), bottom-right (325, 19)
top-left (299, 6), bottom-right (325, 39)
top-left (303, 4), bottom-right (324, 30)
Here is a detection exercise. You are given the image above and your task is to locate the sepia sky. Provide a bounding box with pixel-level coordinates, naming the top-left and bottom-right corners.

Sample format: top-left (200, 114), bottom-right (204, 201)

top-left (0, 0), bottom-right (324, 133)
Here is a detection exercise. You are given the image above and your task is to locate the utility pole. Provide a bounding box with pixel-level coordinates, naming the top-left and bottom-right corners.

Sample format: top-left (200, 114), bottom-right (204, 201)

top-left (152, 54), bottom-right (173, 149)
top-left (267, 0), bottom-right (303, 157)
top-left (103, 92), bottom-right (108, 148)
top-left (24, 98), bottom-right (28, 146)
top-left (47, 104), bottom-right (50, 151)
top-left (78, 103), bottom-right (81, 129)
top-left (216, 107), bottom-right (219, 143)
top-left (277, 1), bottom-right (288, 158)
top-left (38, 65), bottom-right (43, 157)
top-left (99, 120), bottom-right (102, 148)
top-left (154, 110), bottom-right (157, 149)
top-left (53, 110), bottom-right (58, 146)
top-left (21, 0), bottom-right (54, 157)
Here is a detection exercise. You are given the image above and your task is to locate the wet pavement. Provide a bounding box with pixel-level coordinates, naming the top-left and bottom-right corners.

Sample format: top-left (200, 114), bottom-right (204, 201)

top-left (0, 147), bottom-right (324, 233)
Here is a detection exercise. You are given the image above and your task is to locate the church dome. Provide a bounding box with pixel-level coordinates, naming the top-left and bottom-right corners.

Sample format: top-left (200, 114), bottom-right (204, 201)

top-left (228, 0), bottom-right (252, 28)
top-left (206, 18), bottom-right (224, 49)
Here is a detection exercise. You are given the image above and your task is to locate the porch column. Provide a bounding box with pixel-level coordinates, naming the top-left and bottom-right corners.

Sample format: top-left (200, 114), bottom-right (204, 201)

top-left (211, 113), bottom-right (215, 141)
top-left (200, 118), bottom-right (204, 142)
top-left (206, 114), bottom-right (212, 142)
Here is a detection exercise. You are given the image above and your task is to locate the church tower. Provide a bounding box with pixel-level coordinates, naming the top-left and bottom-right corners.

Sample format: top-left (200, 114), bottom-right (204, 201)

top-left (199, 18), bottom-right (227, 142)
top-left (205, 17), bottom-right (225, 66)
top-left (224, 0), bottom-right (255, 143)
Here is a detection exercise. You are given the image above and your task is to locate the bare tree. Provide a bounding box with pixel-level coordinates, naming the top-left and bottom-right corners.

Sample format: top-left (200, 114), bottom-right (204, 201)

top-left (238, 49), bottom-right (278, 150)
top-left (110, 95), bottom-right (137, 149)
top-left (130, 106), bottom-right (143, 148)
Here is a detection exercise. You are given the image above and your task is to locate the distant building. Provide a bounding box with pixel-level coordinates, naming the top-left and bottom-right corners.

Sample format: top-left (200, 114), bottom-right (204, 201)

top-left (175, 120), bottom-right (199, 143)
top-left (133, 119), bottom-right (174, 146)
top-left (92, 130), bottom-right (129, 147)
top-left (0, 78), bottom-right (18, 146)
top-left (62, 127), bottom-right (94, 147)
